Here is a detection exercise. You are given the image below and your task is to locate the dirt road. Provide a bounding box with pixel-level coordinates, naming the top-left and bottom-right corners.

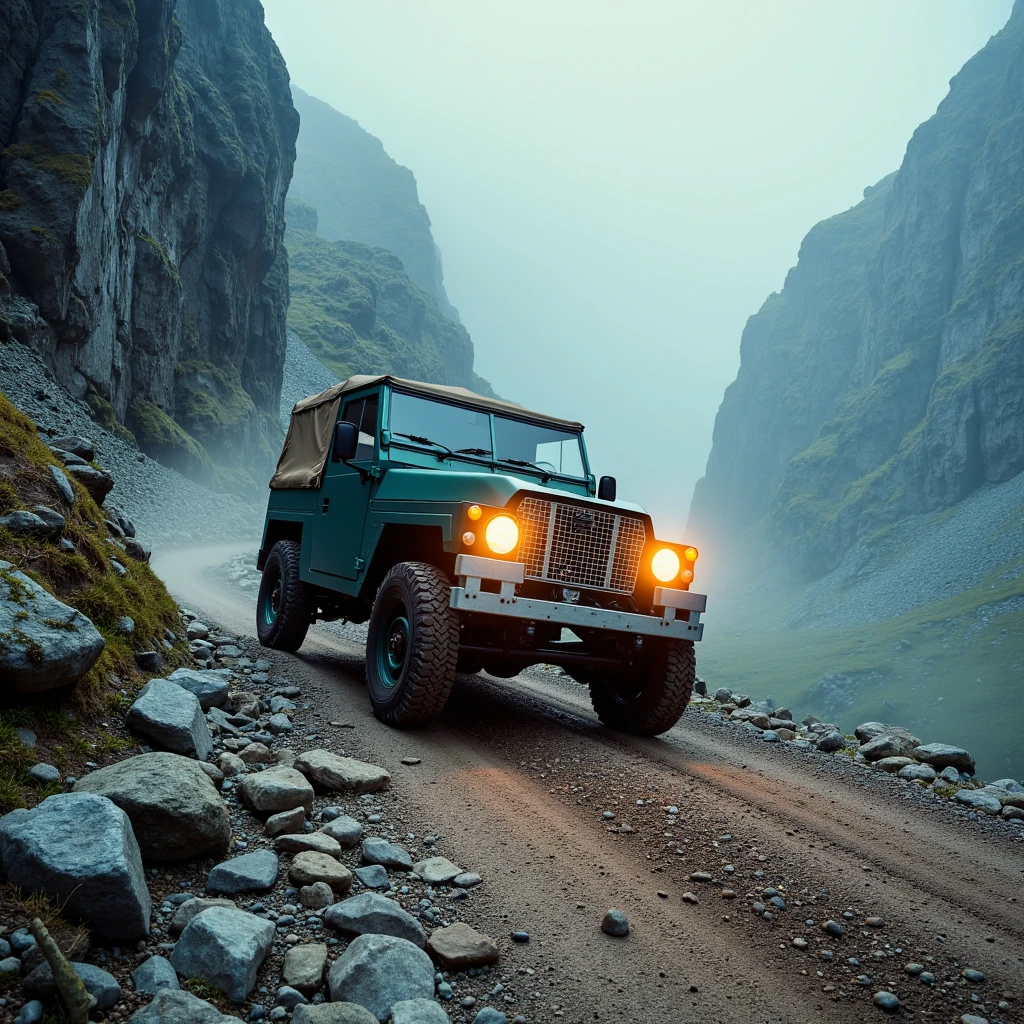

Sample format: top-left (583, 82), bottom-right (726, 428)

top-left (154, 543), bottom-right (1024, 1024)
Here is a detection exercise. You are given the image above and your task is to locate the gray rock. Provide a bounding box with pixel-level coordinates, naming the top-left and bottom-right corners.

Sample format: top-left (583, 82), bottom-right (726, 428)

top-left (471, 1012), bottom-right (506, 1024)
top-left (289, 850), bottom-right (353, 893)
top-left (937, 765), bottom-right (961, 783)
top-left (328, 933), bottom-right (435, 1021)
top-left (169, 905), bottom-right (275, 1002)
top-left (239, 767), bottom-right (315, 814)
top-left (453, 872), bottom-right (482, 888)
top-left (855, 721), bottom-right (917, 744)
top-left (73, 752), bottom-right (230, 862)
top-left (270, 696), bottom-right (297, 714)
top-left (713, 687), bottom-right (733, 702)
top-left (0, 560), bottom-right (105, 692)
top-left (325, 892), bottom-right (427, 947)
top-left (126, 679), bottom-right (213, 759)
top-left (0, 792), bottom-right (150, 940)
top-left (0, 511), bottom-right (51, 536)
top-left (914, 743), bottom-right (976, 775)
top-left (266, 806), bottom-right (306, 837)
top-left (267, 713), bottom-right (293, 734)
top-left (601, 909), bottom-right (629, 936)
top-left (207, 850), bottom-right (280, 894)
top-left (321, 814), bottom-right (363, 848)
top-left (988, 777), bottom-right (1024, 794)
top-left (276, 832), bottom-right (342, 856)
top-left (132, 955), bottom-right (179, 996)
top-left (295, 750), bottom-right (391, 793)
top-left (412, 857), bottom-right (462, 884)
top-left (898, 763), bottom-right (937, 782)
top-left (276, 986), bottom-right (308, 1009)
top-left (283, 942), bottom-right (329, 994)
top-left (355, 864), bottom-right (389, 889)
top-left (27, 763), bottom-right (60, 784)
top-left (954, 790), bottom-right (1002, 814)
top-left (815, 731), bottom-right (846, 753)
top-left (0, 954), bottom-right (21, 976)
top-left (167, 668), bottom-right (231, 710)
top-left (390, 1000), bottom-right (451, 1024)
top-left (859, 732), bottom-right (921, 761)
top-left (872, 755), bottom-right (915, 773)
top-left (129, 987), bottom-right (242, 1022)
top-left (426, 922), bottom-right (499, 969)
top-left (362, 837), bottom-right (413, 870)
top-left (300, 881), bottom-right (335, 909)
top-left (14, 727), bottom-right (37, 749)
top-left (14, 1000), bottom-right (44, 1024)
top-left (50, 435), bottom-right (95, 461)
top-left (729, 708), bottom-right (771, 729)
top-left (49, 464), bottom-right (76, 504)
top-left (117, 615), bottom-right (136, 635)
top-left (168, 897), bottom-right (237, 936)
top-left (24, 960), bottom-right (121, 1009)
top-left (293, 1005), bottom-right (379, 1024)
top-left (66, 464), bottom-right (114, 504)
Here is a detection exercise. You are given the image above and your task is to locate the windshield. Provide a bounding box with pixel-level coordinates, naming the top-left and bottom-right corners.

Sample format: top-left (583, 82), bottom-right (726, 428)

top-left (388, 391), bottom-right (587, 479)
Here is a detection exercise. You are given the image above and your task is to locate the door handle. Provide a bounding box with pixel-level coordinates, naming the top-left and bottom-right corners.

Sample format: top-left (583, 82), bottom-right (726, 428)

top-left (321, 497), bottom-right (330, 515)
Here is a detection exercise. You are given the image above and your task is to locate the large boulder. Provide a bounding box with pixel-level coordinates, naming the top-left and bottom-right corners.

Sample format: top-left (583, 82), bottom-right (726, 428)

top-left (295, 750), bottom-right (390, 794)
top-left (858, 731), bottom-right (921, 762)
top-left (324, 892), bottom-right (427, 947)
top-left (169, 906), bottom-right (275, 1003)
top-left (0, 793), bottom-right (151, 940)
top-left (73, 752), bottom-right (230, 862)
top-left (166, 668), bottom-right (230, 710)
top-left (131, 955), bottom-right (180, 996)
top-left (425, 922), bottom-right (499, 970)
top-left (954, 790), bottom-right (1002, 814)
top-left (66, 464), bottom-right (114, 503)
top-left (24, 960), bottom-right (121, 1009)
top-left (239, 767), bottom-right (314, 814)
top-left (206, 850), bottom-right (280, 894)
top-left (0, 560), bottom-right (105, 692)
top-left (129, 988), bottom-right (241, 1022)
top-left (126, 679), bottom-right (213, 759)
top-left (855, 721), bottom-right (917, 744)
top-left (914, 743), bottom-right (976, 775)
top-left (327, 933), bottom-right (435, 1021)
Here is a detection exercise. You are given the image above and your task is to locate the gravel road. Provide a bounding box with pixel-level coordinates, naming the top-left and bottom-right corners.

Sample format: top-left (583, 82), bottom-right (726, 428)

top-left (153, 543), bottom-right (1024, 1024)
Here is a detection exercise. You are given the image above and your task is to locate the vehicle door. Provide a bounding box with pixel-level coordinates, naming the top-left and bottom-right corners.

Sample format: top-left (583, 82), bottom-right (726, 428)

top-left (310, 392), bottom-right (379, 580)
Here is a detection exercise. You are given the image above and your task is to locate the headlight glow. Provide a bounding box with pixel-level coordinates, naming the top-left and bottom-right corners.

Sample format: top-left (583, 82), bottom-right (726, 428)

top-left (467, 505), bottom-right (483, 521)
top-left (651, 548), bottom-right (681, 582)
top-left (684, 546), bottom-right (698, 562)
top-left (462, 531), bottom-right (476, 546)
top-left (484, 515), bottom-right (519, 555)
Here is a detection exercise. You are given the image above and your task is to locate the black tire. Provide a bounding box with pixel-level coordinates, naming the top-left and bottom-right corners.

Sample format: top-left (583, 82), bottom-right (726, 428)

top-left (257, 540), bottom-right (314, 652)
top-left (588, 639), bottom-right (695, 736)
top-left (365, 561), bottom-right (460, 727)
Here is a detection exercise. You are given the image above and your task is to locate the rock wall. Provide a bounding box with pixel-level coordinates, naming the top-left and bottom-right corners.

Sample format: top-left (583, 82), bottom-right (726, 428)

top-left (0, 0), bottom-right (298, 492)
top-left (689, 2), bottom-right (1024, 578)
top-left (288, 87), bottom-right (460, 323)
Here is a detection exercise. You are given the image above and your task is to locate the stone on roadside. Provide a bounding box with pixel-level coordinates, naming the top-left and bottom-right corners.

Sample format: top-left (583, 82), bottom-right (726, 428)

top-left (27, 763), bottom-right (60, 784)
top-left (954, 790), bottom-right (1002, 814)
top-left (427, 922), bottom-right (499, 969)
top-left (354, 864), bottom-right (389, 889)
top-left (276, 832), bottom-right (342, 856)
top-left (0, 792), bottom-right (150, 940)
top-left (266, 806), bottom-right (306, 837)
top-left (858, 731), bottom-right (921, 761)
top-left (283, 942), bottom-right (329, 994)
top-left (295, 749), bottom-right (391, 793)
top-left (898, 763), bottom-right (936, 782)
top-left (328, 933), bottom-right (435, 1020)
top-left (239, 742), bottom-right (275, 764)
top-left (132, 955), bottom-right (179, 996)
top-left (126, 679), bottom-right (213, 759)
top-left (169, 897), bottom-right (236, 935)
top-left (362, 837), bottom-right (413, 870)
top-left (239, 767), bottom-right (315, 814)
top-left (872, 756), bottom-right (915, 773)
top-left (815, 731), bottom-right (846, 753)
top-left (872, 991), bottom-right (900, 1012)
top-left (293, 1005), bottom-right (378, 1024)
top-left (290, 850), bottom-right (353, 893)
top-left (391, 999), bottom-right (451, 1024)
top-left (128, 988), bottom-right (240, 1022)
top-left (0, 560), bottom-right (105, 692)
top-left (453, 872), bottom-right (482, 888)
top-left (300, 881), bottom-right (335, 909)
top-left (324, 892), bottom-right (427, 947)
top-left (206, 849), bottom-right (280, 894)
top-left (166, 668), bottom-right (230, 710)
top-left (169, 905), bottom-right (275, 1002)
top-left (73, 752), bottom-right (230, 862)
top-left (413, 856), bottom-right (462, 884)
top-left (218, 751), bottom-right (247, 778)
top-left (470, 1011), bottom-right (507, 1024)
top-left (914, 743), bottom-right (976, 775)
top-left (23, 961), bottom-right (121, 1009)
top-left (601, 909), bottom-right (629, 936)
top-left (321, 814), bottom-right (363, 848)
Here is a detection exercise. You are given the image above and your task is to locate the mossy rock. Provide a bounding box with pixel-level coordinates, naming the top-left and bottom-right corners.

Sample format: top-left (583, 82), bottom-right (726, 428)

top-left (129, 400), bottom-right (211, 478)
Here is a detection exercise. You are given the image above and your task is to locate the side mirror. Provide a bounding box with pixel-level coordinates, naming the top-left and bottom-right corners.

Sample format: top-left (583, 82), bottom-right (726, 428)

top-left (598, 475), bottom-right (616, 501)
top-left (333, 420), bottom-right (359, 462)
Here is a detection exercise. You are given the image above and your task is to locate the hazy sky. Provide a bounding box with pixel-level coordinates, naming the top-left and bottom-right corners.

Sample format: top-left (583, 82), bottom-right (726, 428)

top-left (262, 0), bottom-right (1013, 538)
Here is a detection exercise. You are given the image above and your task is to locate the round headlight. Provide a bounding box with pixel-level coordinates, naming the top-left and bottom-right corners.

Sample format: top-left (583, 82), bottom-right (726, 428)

top-left (485, 515), bottom-right (519, 555)
top-left (684, 546), bottom-right (698, 562)
top-left (651, 548), bottom-right (681, 582)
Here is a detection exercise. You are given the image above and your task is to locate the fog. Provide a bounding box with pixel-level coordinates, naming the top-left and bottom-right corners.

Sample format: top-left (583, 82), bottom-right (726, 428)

top-left (261, 0), bottom-right (1012, 539)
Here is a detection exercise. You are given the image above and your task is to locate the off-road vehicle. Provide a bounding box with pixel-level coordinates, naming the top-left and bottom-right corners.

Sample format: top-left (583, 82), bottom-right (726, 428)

top-left (258, 375), bottom-right (706, 734)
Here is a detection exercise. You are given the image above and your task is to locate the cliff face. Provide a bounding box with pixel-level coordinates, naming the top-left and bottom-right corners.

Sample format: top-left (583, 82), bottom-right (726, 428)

top-left (0, 0), bottom-right (298, 492)
top-left (285, 199), bottom-right (476, 388)
top-left (288, 87), bottom-right (460, 323)
top-left (689, 3), bottom-right (1024, 577)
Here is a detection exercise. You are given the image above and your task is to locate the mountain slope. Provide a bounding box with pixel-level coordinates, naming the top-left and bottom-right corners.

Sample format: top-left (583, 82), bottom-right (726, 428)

top-left (689, 3), bottom-right (1024, 580)
top-left (289, 86), bottom-right (459, 322)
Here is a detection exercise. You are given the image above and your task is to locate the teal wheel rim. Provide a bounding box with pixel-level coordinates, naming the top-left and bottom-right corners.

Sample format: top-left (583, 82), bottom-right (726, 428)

top-left (377, 610), bottom-right (410, 688)
top-left (262, 572), bottom-right (282, 627)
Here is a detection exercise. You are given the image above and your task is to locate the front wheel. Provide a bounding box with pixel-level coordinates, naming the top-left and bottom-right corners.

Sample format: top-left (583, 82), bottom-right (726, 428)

top-left (365, 562), bottom-right (460, 727)
top-left (257, 540), bottom-right (314, 652)
top-left (588, 638), bottom-right (695, 736)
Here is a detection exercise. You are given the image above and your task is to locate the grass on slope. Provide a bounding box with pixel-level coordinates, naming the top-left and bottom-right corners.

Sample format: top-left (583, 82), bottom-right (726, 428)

top-left (0, 391), bottom-right (188, 811)
top-left (698, 559), bottom-right (1024, 782)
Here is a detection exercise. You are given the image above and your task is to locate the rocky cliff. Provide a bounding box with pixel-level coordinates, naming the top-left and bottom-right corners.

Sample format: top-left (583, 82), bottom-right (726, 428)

top-left (288, 87), bottom-right (460, 323)
top-left (689, 2), bottom-right (1024, 579)
top-left (285, 199), bottom-right (479, 389)
top-left (0, 0), bottom-right (298, 494)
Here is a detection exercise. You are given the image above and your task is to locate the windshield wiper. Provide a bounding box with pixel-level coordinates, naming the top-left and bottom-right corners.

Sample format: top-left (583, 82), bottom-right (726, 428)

top-left (392, 434), bottom-right (491, 462)
top-left (496, 457), bottom-right (551, 481)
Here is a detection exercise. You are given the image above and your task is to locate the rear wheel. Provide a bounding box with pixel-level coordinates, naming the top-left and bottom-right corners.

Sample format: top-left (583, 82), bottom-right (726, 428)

top-left (366, 561), bottom-right (460, 727)
top-left (588, 638), bottom-right (695, 736)
top-left (257, 540), bottom-right (314, 652)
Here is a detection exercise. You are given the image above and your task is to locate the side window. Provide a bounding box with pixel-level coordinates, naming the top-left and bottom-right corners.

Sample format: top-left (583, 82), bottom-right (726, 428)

top-left (342, 395), bottom-right (379, 461)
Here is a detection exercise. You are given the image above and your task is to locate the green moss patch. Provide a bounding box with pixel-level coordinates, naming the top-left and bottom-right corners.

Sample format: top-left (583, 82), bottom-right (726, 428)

top-left (129, 400), bottom-right (211, 477)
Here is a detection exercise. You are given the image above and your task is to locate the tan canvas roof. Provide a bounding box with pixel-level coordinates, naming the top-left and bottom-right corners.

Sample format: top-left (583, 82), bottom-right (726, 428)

top-left (270, 374), bottom-right (583, 490)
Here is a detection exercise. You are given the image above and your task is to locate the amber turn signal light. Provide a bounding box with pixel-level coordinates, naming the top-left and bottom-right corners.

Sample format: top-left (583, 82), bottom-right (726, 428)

top-left (684, 547), bottom-right (698, 562)
top-left (467, 505), bottom-right (482, 521)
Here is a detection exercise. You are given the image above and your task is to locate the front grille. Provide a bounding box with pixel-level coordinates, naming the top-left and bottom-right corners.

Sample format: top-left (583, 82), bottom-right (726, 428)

top-left (516, 497), bottom-right (646, 594)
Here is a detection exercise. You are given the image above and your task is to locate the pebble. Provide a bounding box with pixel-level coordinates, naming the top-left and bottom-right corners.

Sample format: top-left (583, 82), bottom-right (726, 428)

top-left (792, 937), bottom-right (808, 949)
top-left (688, 871), bottom-right (713, 883)
top-left (601, 909), bottom-right (629, 937)
top-left (681, 892), bottom-right (698, 904)
top-left (401, 757), bottom-right (421, 765)
top-left (511, 931), bottom-right (529, 943)
top-left (872, 992), bottom-right (900, 1012)
top-left (822, 920), bottom-right (843, 937)
top-left (904, 963), bottom-right (924, 975)
top-left (962, 968), bottom-right (985, 982)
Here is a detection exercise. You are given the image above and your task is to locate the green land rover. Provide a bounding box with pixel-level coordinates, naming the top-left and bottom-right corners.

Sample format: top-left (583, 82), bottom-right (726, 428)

top-left (257, 375), bottom-right (706, 735)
